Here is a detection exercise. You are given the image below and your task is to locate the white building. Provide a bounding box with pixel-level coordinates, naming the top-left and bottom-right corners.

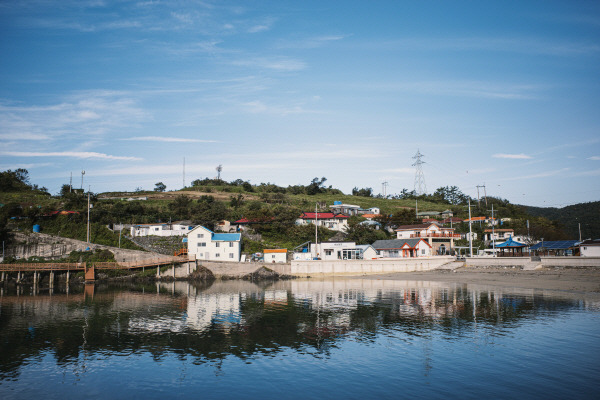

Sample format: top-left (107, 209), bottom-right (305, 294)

top-left (187, 226), bottom-right (241, 261)
top-left (372, 239), bottom-right (433, 258)
top-left (130, 221), bottom-right (195, 237)
top-left (579, 239), bottom-right (600, 257)
top-left (296, 212), bottom-right (349, 232)
top-left (395, 223), bottom-right (458, 254)
top-left (293, 241), bottom-right (364, 260)
top-left (263, 249), bottom-right (287, 263)
top-left (329, 203), bottom-right (361, 216)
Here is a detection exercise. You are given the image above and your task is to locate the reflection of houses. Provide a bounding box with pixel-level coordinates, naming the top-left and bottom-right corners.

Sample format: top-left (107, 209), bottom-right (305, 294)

top-left (186, 293), bottom-right (242, 332)
top-left (130, 221), bottom-right (195, 237)
top-left (187, 226), bottom-right (241, 261)
top-left (372, 238), bottom-right (433, 258)
top-left (395, 223), bottom-right (459, 254)
top-left (579, 239), bottom-right (600, 257)
top-left (296, 212), bottom-right (349, 232)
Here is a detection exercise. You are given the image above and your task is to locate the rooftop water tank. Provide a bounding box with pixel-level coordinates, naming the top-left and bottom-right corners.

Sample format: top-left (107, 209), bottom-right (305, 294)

top-left (33, 224), bottom-right (41, 233)
top-left (334, 201), bottom-right (342, 205)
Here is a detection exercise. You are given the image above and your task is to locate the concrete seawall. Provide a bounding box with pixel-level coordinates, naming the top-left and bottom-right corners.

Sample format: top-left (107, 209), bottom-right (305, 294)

top-left (289, 257), bottom-right (455, 277)
top-left (465, 257), bottom-right (600, 269)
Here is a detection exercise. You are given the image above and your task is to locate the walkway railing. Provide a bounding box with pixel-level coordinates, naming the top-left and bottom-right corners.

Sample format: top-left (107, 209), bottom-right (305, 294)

top-left (0, 256), bottom-right (189, 272)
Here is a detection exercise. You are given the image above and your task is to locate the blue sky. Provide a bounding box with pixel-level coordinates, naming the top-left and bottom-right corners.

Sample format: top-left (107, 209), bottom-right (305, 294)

top-left (1, 0), bottom-right (599, 207)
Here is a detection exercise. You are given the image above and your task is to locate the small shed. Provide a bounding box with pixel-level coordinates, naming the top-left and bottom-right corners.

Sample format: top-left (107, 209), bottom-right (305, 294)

top-left (263, 249), bottom-right (287, 263)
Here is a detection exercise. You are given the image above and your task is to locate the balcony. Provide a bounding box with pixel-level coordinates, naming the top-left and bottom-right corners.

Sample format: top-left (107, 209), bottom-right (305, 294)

top-left (410, 233), bottom-right (461, 239)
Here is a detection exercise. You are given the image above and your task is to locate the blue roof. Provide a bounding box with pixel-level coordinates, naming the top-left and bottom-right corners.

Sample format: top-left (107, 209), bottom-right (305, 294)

top-left (495, 236), bottom-right (527, 248)
top-left (212, 233), bottom-right (241, 241)
top-left (529, 240), bottom-right (578, 250)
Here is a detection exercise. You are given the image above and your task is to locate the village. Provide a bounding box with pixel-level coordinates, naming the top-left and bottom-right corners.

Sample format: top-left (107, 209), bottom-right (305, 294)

top-left (122, 200), bottom-right (600, 264)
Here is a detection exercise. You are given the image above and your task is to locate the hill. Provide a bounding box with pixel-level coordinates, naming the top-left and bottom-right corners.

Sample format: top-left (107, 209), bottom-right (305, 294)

top-left (523, 201), bottom-right (600, 240)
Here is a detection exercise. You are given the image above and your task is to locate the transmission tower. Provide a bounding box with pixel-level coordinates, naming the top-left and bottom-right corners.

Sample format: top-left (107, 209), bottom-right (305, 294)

top-left (412, 150), bottom-right (427, 195)
top-left (382, 181), bottom-right (389, 197)
top-left (216, 164), bottom-right (223, 180)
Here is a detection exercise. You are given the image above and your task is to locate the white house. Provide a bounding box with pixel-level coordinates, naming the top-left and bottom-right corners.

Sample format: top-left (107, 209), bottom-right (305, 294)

top-left (296, 212), bottom-right (349, 232)
top-left (329, 203), bottom-right (361, 216)
top-left (372, 239), bottom-right (432, 258)
top-left (579, 239), bottom-right (600, 257)
top-left (187, 226), bottom-right (241, 261)
top-left (292, 241), bottom-right (363, 260)
top-left (395, 223), bottom-right (458, 254)
top-left (130, 221), bottom-right (195, 237)
top-left (263, 249), bottom-right (287, 263)
top-left (483, 229), bottom-right (515, 242)
top-left (355, 244), bottom-right (378, 259)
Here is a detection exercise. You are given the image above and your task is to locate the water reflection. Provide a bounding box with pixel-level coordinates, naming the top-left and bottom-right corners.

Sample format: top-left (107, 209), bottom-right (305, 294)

top-left (1, 279), bottom-right (599, 383)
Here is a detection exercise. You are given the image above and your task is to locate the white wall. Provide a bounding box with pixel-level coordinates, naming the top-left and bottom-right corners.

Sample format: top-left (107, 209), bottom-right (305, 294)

top-left (187, 226), bottom-right (241, 261)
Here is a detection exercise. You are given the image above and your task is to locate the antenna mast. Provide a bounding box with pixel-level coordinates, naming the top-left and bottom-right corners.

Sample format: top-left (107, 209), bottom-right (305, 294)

top-left (412, 150), bottom-right (427, 195)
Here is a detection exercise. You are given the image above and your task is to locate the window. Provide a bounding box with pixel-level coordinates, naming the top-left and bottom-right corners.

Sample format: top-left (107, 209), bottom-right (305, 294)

top-left (271, 255), bottom-right (276, 259)
top-left (199, 242), bottom-right (206, 247)
top-left (215, 253), bottom-right (220, 257)
top-left (421, 249), bottom-right (426, 255)
top-left (229, 242), bottom-right (234, 247)
top-left (197, 234), bottom-right (204, 238)
top-left (198, 253), bottom-right (203, 257)
top-left (215, 242), bottom-right (220, 247)
top-left (229, 253), bottom-right (234, 258)
top-left (325, 249), bottom-right (333, 256)
top-left (154, 227), bottom-right (159, 231)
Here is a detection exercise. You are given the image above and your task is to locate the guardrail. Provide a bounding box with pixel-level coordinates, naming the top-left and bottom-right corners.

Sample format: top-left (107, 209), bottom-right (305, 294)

top-left (0, 257), bottom-right (189, 272)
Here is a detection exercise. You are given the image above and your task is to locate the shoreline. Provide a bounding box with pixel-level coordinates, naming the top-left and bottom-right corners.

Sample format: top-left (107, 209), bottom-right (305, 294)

top-left (354, 266), bottom-right (600, 299)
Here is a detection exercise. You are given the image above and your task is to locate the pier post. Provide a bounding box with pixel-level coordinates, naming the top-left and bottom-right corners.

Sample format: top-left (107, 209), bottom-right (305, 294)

top-left (66, 270), bottom-right (70, 285)
top-left (17, 271), bottom-right (21, 283)
top-left (172, 264), bottom-right (176, 278)
top-left (156, 266), bottom-right (161, 278)
top-left (49, 271), bottom-right (54, 289)
top-left (1, 271), bottom-right (5, 282)
top-left (33, 271), bottom-right (38, 286)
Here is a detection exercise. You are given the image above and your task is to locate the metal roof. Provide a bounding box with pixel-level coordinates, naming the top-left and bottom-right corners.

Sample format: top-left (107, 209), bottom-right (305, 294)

top-left (529, 240), bottom-right (578, 250)
top-left (495, 237), bottom-right (527, 248)
top-left (212, 233), bottom-right (241, 241)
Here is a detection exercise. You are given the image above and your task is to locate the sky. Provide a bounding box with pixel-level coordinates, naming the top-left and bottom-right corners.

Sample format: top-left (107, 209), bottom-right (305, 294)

top-left (1, 0), bottom-right (599, 207)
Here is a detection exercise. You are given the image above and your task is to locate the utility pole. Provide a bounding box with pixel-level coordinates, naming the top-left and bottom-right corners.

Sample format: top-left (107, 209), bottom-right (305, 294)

top-left (81, 170), bottom-right (85, 190)
top-left (483, 183), bottom-right (488, 207)
top-left (578, 223), bottom-right (582, 242)
top-left (488, 204), bottom-right (496, 257)
top-left (476, 185), bottom-right (481, 208)
top-left (70, 172), bottom-right (72, 193)
top-left (468, 198), bottom-right (473, 257)
top-left (314, 202), bottom-right (318, 259)
top-left (183, 157), bottom-right (186, 188)
top-left (87, 188), bottom-right (91, 244)
top-left (382, 181), bottom-right (389, 198)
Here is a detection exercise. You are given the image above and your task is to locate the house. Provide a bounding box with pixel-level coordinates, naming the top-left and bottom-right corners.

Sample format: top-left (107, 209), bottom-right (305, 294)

top-left (263, 249), bottom-right (287, 263)
top-left (130, 221), bottom-right (195, 237)
top-left (296, 212), bottom-right (349, 232)
top-left (355, 244), bottom-right (378, 259)
top-left (232, 217), bottom-right (275, 231)
top-left (215, 220), bottom-right (235, 233)
top-left (358, 207), bottom-right (380, 215)
top-left (578, 239), bottom-right (600, 257)
top-left (464, 216), bottom-right (497, 226)
top-left (441, 209), bottom-right (454, 218)
top-left (483, 229), bottom-right (515, 242)
top-left (292, 241), bottom-right (362, 260)
top-left (395, 223), bottom-right (459, 255)
top-left (417, 211), bottom-right (441, 219)
top-left (361, 213), bottom-right (381, 220)
top-left (187, 226), bottom-right (241, 261)
top-left (372, 239), bottom-right (432, 258)
top-left (330, 202), bottom-right (361, 216)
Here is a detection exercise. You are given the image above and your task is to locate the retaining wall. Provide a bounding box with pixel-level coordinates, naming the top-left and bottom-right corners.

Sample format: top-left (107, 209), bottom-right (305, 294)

top-left (464, 257), bottom-right (600, 269)
top-left (289, 256), bottom-right (454, 277)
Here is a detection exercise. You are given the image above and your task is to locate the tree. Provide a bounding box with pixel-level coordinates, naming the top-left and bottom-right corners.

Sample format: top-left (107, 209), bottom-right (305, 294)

top-left (344, 216), bottom-right (389, 244)
top-left (306, 177), bottom-right (327, 195)
top-left (352, 187), bottom-right (373, 197)
top-left (432, 186), bottom-right (469, 205)
top-left (154, 182), bottom-right (167, 192)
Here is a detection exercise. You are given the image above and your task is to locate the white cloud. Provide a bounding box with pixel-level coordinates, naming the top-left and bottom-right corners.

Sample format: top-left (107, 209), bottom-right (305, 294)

top-left (493, 153), bottom-right (533, 159)
top-left (232, 57), bottom-right (306, 71)
top-left (1, 151), bottom-right (141, 161)
top-left (587, 156), bottom-right (600, 160)
top-left (120, 136), bottom-right (218, 143)
top-left (499, 168), bottom-right (569, 181)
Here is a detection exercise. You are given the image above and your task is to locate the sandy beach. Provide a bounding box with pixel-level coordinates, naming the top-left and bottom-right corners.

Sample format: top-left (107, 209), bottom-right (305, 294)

top-left (358, 266), bottom-right (600, 299)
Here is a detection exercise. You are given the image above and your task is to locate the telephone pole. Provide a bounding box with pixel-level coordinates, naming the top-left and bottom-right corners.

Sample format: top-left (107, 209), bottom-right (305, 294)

top-left (488, 204), bottom-right (496, 256)
top-left (468, 199), bottom-right (473, 257)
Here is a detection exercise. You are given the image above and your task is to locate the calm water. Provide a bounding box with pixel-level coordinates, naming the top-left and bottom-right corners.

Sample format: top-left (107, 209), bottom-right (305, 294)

top-left (1, 279), bottom-right (599, 399)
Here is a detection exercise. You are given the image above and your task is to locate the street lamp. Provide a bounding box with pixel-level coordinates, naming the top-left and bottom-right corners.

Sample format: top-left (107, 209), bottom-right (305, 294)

top-left (540, 237), bottom-right (544, 257)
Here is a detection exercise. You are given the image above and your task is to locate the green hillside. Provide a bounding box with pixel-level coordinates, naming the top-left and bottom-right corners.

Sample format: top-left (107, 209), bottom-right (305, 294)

top-left (524, 201), bottom-right (600, 240)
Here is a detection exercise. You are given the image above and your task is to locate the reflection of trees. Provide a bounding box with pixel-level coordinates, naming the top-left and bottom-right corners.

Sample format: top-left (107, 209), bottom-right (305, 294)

top-left (0, 282), bottom-right (587, 381)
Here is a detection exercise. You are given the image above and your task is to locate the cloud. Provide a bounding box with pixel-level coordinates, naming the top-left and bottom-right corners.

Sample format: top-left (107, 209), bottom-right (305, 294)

top-left (277, 35), bottom-right (346, 49)
top-left (499, 168), bottom-right (569, 181)
top-left (120, 136), bottom-right (218, 143)
top-left (1, 151), bottom-right (142, 161)
top-left (493, 153), bottom-right (533, 159)
top-left (232, 57), bottom-right (306, 71)
top-left (587, 156), bottom-right (600, 160)
top-left (0, 133), bottom-right (50, 141)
